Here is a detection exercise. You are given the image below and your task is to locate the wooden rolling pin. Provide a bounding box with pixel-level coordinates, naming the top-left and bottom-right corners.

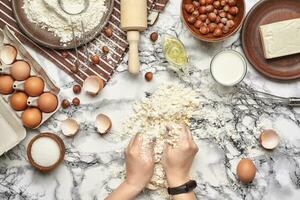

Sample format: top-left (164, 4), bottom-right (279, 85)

top-left (121, 0), bottom-right (147, 75)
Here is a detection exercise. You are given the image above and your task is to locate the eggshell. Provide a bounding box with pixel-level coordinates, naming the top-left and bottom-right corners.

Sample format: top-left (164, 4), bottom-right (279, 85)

top-left (10, 92), bottom-right (28, 111)
top-left (0, 45), bottom-right (17, 64)
top-left (21, 107), bottom-right (42, 128)
top-left (236, 158), bottom-right (256, 184)
top-left (24, 77), bottom-right (45, 97)
top-left (0, 75), bottom-right (14, 94)
top-left (10, 61), bottom-right (31, 81)
top-left (38, 92), bottom-right (58, 113)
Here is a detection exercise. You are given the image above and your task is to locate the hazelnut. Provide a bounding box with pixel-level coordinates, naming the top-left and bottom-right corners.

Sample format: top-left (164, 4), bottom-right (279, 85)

top-left (205, 18), bottom-right (211, 25)
top-left (208, 23), bottom-right (217, 33)
top-left (216, 16), bottom-right (221, 23)
top-left (184, 4), bottom-right (195, 13)
top-left (226, 20), bottom-right (235, 28)
top-left (199, 26), bottom-right (209, 35)
top-left (206, 0), bottom-right (214, 5)
top-left (214, 9), bottom-right (218, 14)
top-left (213, 28), bottom-right (222, 37)
top-left (228, 0), bottom-right (237, 6)
top-left (193, 1), bottom-right (200, 8)
top-left (72, 97), bottom-right (80, 106)
top-left (208, 12), bottom-right (217, 22)
top-left (220, 0), bottom-right (226, 6)
top-left (70, 65), bottom-right (79, 73)
top-left (223, 5), bottom-right (230, 12)
top-left (61, 51), bottom-right (69, 58)
top-left (206, 5), bottom-right (214, 13)
top-left (199, 6), bottom-right (206, 14)
top-left (221, 17), bottom-right (228, 24)
top-left (229, 6), bottom-right (239, 15)
top-left (198, 14), bottom-right (207, 22)
top-left (150, 32), bottom-right (158, 42)
top-left (90, 54), bottom-right (100, 64)
top-left (187, 16), bottom-right (197, 24)
top-left (218, 23), bottom-right (225, 29)
top-left (194, 20), bottom-right (203, 29)
top-left (222, 25), bottom-right (230, 33)
top-left (104, 27), bottom-right (113, 37)
top-left (199, 0), bottom-right (206, 6)
top-left (102, 46), bottom-right (109, 54)
top-left (145, 72), bottom-right (153, 81)
top-left (61, 99), bottom-right (70, 109)
top-left (213, 1), bottom-right (221, 9)
top-left (219, 11), bottom-right (226, 18)
top-left (73, 84), bottom-right (81, 94)
top-left (227, 13), bottom-right (234, 20)
top-left (192, 10), bottom-right (200, 17)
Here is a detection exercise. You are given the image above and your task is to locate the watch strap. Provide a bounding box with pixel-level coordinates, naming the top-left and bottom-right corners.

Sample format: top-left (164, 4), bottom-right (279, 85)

top-left (167, 180), bottom-right (197, 195)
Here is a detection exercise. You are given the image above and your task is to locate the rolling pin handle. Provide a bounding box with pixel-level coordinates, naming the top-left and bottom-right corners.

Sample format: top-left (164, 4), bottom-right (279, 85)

top-left (127, 31), bottom-right (140, 75)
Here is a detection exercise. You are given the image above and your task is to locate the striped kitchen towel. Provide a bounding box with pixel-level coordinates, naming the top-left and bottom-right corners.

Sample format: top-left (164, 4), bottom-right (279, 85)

top-left (0, 0), bottom-right (169, 85)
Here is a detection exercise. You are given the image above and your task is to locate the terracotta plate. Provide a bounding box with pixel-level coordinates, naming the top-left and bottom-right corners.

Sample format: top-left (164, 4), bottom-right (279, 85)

top-left (11, 0), bottom-right (114, 50)
top-left (241, 0), bottom-right (300, 80)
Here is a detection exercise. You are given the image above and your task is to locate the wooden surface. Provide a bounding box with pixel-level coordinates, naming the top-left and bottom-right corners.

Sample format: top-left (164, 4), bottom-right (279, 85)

top-left (241, 0), bottom-right (300, 80)
top-left (181, 0), bottom-right (245, 42)
top-left (12, 0), bottom-right (114, 49)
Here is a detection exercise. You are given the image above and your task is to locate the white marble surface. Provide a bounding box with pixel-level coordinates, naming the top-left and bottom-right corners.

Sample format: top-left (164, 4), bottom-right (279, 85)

top-left (1, 0), bottom-right (300, 199)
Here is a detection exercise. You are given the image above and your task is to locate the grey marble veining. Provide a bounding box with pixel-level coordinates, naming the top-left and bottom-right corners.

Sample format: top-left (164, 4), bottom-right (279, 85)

top-left (1, 0), bottom-right (300, 199)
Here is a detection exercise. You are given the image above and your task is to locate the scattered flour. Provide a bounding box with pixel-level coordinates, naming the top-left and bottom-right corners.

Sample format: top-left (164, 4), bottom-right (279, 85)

top-left (123, 83), bottom-right (200, 189)
top-left (22, 0), bottom-right (107, 43)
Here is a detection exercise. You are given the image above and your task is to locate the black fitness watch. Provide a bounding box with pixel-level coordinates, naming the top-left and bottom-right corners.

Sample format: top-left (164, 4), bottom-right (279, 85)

top-left (167, 180), bottom-right (197, 195)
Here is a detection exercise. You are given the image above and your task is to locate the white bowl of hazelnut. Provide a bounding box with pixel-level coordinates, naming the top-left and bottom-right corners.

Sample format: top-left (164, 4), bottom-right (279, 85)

top-left (181, 0), bottom-right (245, 42)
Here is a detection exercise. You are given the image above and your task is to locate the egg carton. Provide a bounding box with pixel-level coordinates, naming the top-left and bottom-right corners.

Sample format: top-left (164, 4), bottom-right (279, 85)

top-left (0, 26), bottom-right (60, 156)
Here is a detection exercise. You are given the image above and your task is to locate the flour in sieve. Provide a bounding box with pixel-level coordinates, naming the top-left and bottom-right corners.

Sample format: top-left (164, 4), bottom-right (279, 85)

top-left (22, 0), bottom-right (107, 43)
top-left (123, 83), bottom-right (200, 189)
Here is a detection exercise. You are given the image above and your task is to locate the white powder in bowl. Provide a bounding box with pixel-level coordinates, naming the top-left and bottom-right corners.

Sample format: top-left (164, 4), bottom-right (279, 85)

top-left (31, 137), bottom-right (61, 167)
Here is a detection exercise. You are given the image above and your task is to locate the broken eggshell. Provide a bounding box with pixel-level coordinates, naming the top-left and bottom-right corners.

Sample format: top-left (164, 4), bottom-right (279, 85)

top-left (0, 44), bottom-right (17, 65)
top-left (0, 30), bottom-right (4, 45)
top-left (259, 129), bottom-right (280, 150)
top-left (95, 114), bottom-right (112, 135)
top-left (82, 75), bottom-right (104, 96)
top-left (61, 118), bottom-right (80, 137)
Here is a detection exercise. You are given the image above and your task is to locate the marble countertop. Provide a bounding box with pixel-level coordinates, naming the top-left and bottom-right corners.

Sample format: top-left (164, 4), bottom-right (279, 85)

top-left (1, 0), bottom-right (300, 199)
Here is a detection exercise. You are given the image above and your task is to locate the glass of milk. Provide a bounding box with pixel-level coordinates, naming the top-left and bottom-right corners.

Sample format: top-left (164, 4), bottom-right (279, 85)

top-left (210, 50), bottom-right (247, 86)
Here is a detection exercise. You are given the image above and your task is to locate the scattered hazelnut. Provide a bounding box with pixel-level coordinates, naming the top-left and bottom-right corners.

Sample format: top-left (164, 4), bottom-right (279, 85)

top-left (72, 97), bottom-right (80, 106)
top-left (213, 28), bottom-right (222, 37)
top-left (102, 46), bottom-right (109, 54)
top-left (145, 72), bottom-right (153, 81)
top-left (222, 25), bottom-right (230, 33)
top-left (199, 0), bottom-right (206, 6)
top-left (206, 5), bottom-right (214, 13)
top-left (188, 16), bottom-right (197, 24)
top-left (150, 32), bottom-right (158, 42)
top-left (61, 99), bottom-right (70, 109)
top-left (208, 23), bottom-right (217, 33)
top-left (61, 51), bottom-right (69, 58)
top-left (90, 54), bottom-right (100, 64)
top-left (192, 1), bottom-right (200, 8)
top-left (208, 12), bottom-right (217, 22)
top-left (104, 27), bottom-right (113, 37)
top-left (194, 20), bottom-right (203, 29)
top-left (226, 20), bottom-right (235, 28)
top-left (199, 26), bottom-right (209, 35)
top-left (229, 6), bottom-right (239, 15)
top-left (213, 1), bottom-right (221, 9)
top-left (73, 84), bottom-right (81, 94)
top-left (198, 14), bottom-right (207, 22)
top-left (70, 65), bottom-right (79, 73)
top-left (199, 6), bottom-right (206, 14)
top-left (184, 4), bottom-right (195, 13)
top-left (228, 0), bottom-right (237, 6)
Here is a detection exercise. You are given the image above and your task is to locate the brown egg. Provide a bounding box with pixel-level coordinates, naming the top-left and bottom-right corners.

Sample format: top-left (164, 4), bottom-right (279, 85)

top-left (38, 92), bottom-right (58, 113)
top-left (0, 75), bottom-right (14, 95)
top-left (24, 77), bottom-right (44, 97)
top-left (21, 107), bottom-right (42, 128)
top-left (10, 61), bottom-right (31, 81)
top-left (10, 92), bottom-right (28, 111)
top-left (236, 158), bottom-right (256, 184)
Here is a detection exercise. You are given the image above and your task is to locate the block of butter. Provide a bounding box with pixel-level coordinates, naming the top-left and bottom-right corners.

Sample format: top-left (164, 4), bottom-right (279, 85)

top-left (259, 18), bottom-right (300, 59)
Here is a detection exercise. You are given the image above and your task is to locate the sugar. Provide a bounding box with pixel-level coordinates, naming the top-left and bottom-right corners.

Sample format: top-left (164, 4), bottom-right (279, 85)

top-left (31, 137), bottom-right (61, 167)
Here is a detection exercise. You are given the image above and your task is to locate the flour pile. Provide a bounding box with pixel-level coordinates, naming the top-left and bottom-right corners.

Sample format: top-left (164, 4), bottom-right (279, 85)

top-left (123, 83), bottom-right (200, 189)
top-left (23, 0), bottom-right (107, 43)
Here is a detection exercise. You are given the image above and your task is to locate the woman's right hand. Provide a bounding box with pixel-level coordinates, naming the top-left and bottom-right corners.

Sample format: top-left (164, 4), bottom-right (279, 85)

top-left (162, 124), bottom-right (198, 187)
